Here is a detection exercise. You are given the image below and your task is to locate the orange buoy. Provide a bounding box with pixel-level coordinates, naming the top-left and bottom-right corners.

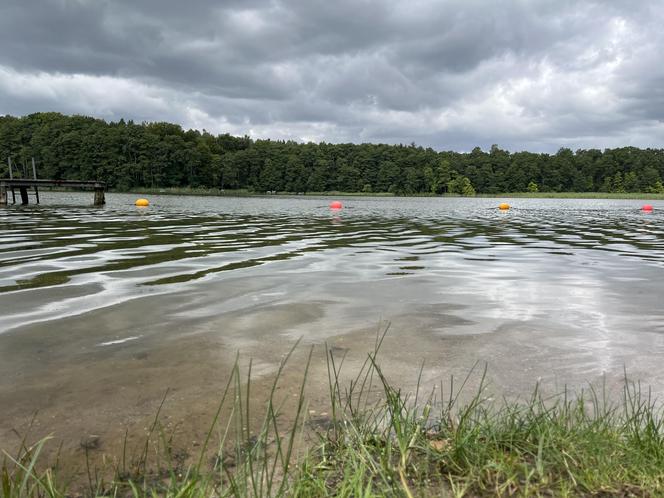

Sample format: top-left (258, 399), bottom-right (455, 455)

top-left (498, 203), bottom-right (510, 210)
top-left (135, 198), bottom-right (150, 207)
top-left (642, 204), bottom-right (653, 212)
top-left (330, 201), bottom-right (343, 210)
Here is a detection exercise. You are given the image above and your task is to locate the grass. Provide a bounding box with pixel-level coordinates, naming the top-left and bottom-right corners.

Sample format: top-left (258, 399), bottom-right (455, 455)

top-left (476, 191), bottom-right (664, 200)
top-left (3, 328), bottom-right (664, 497)
top-left (119, 187), bottom-right (255, 197)
top-left (115, 187), bottom-right (664, 200)
top-left (116, 187), bottom-right (397, 197)
top-left (24, 184), bottom-right (664, 199)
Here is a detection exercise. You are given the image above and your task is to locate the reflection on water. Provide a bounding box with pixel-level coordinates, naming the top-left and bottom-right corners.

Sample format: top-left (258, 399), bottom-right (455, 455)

top-left (2, 192), bottom-right (664, 466)
top-left (1, 192), bottom-right (664, 332)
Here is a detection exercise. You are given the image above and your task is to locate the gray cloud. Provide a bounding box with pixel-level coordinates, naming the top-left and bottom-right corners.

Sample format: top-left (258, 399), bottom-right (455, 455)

top-left (1, 0), bottom-right (663, 151)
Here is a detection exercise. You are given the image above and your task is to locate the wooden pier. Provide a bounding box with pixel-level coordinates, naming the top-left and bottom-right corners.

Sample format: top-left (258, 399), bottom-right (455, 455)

top-left (0, 179), bottom-right (106, 206)
top-left (1, 158), bottom-right (106, 206)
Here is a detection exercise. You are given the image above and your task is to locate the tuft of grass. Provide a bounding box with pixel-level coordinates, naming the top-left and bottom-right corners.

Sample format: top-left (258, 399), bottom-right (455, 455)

top-left (294, 345), bottom-right (664, 497)
top-left (476, 191), bottom-right (664, 200)
top-left (3, 328), bottom-right (664, 497)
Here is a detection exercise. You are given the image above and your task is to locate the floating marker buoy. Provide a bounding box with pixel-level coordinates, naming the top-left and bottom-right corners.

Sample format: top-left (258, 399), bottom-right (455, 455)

top-left (135, 198), bottom-right (150, 207)
top-left (642, 204), bottom-right (653, 212)
top-left (499, 203), bottom-right (510, 210)
top-left (330, 201), bottom-right (343, 210)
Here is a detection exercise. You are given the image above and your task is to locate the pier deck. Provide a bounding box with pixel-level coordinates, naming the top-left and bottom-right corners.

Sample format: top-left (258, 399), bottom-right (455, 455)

top-left (0, 179), bottom-right (106, 206)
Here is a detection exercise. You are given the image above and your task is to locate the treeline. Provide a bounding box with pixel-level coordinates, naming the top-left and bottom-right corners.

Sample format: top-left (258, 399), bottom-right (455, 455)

top-left (2, 112), bottom-right (664, 195)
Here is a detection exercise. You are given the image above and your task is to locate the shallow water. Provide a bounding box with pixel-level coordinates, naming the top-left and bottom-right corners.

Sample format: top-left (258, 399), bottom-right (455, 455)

top-left (2, 192), bottom-right (664, 464)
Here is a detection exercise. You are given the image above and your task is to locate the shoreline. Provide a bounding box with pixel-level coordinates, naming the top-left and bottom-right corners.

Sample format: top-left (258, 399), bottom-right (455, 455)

top-left (114, 187), bottom-right (664, 200)
top-left (4, 345), bottom-right (664, 497)
top-left (24, 186), bottom-right (664, 200)
top-left (3, 190), bottom-right (664, 495)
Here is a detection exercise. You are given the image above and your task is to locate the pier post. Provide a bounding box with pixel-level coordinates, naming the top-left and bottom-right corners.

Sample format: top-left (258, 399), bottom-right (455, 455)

top-left (19, 187), bottom-right (29, 205)
top-left (94, 185), bottom-right (105, 206)
top-left (0, 183), bottom-right (6, 206)
top-left (8, 159), bottom-right (16, 204)
top-left (32, 158), bottom-right (40, 204)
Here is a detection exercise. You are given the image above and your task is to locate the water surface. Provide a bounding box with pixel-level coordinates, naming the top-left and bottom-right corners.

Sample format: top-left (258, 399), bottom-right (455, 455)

top-left (2, 192), bottom-right (664, 463)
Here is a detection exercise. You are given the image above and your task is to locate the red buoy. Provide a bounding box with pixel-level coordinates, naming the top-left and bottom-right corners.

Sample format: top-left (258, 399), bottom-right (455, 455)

top-left (642, 204), bottom-right (654, 212)
top-left (330, 201), bottom-right (343, 210)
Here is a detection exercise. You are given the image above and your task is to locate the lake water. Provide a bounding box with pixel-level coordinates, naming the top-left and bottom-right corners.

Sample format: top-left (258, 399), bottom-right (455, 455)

top-left (2, 192), bottom-right (664, 462)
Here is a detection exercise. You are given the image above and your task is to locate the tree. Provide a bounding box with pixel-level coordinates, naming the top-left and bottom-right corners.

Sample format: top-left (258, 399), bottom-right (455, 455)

top-left (460, 177), bottom-right (476, 196)
top-left (648, 180), bottom-right (664, 194)
top-left (259, 159), bottom-right (283, 191)
top-left (430, 159), bottom-right (453, 194)
top-left (376, 161), bottom-right (399, 192)
top-left (284, 155), bottom-right (306, 192)
top-left (624, 171), bottom-right (638, 192)
top-left (612, 171), bottom-right (625, 193)
top-left (448, 175), bottom-right (476, 196)
top-left (3, 112), bottom-right (664, 196)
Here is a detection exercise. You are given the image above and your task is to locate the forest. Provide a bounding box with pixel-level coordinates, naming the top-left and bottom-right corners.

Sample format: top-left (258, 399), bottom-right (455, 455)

top-left (2, 112), bottom-right (664, 195)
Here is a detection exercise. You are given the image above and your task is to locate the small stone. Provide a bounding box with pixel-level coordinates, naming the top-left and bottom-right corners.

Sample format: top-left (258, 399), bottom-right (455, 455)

top-left (80, 435), bottom-right (101, 450)
top-left (429, 439), bottom-right (449, 452)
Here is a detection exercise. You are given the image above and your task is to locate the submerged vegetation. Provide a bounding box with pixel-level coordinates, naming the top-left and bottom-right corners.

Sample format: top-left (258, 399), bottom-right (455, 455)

top-left (2, 112), bottom-right (664, 197)
top-left (3, 332), bottom-right (664, 497)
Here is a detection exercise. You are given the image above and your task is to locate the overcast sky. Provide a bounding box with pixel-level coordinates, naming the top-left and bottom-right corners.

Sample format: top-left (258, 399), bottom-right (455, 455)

top-left (1, 0), bottom-right (663, 152)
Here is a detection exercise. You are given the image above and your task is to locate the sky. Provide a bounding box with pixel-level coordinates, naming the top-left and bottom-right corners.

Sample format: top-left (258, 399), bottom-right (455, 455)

top-left (1, 0), bottom-right (663, 152)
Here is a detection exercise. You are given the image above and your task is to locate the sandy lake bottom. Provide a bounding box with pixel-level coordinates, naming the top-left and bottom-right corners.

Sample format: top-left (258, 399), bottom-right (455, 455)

top-left (2, 193), bottom-right (664, 474)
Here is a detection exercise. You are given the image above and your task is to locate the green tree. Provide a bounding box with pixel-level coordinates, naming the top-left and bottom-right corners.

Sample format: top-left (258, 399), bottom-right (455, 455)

top-left (448, 175), bottom-right (476, 196)
top-left (259, 159), bottom-right (283, 191)
top-left (3, 112), bottom-right (664, 196)
top-left (647, 180), bottom-right (664, 194)
top-left (430, 159), bottom-right (453, 194)
top-left (612, 171), bottom-right (625, 193)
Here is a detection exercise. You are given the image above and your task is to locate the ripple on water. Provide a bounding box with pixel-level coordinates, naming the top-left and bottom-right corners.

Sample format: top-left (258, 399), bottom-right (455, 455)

top-left (1, 193), bottom-right (664, 333)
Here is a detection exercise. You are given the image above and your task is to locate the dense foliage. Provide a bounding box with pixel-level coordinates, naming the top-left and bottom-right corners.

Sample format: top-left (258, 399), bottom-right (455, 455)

top-left (2, 112), bottom-right (664, 194)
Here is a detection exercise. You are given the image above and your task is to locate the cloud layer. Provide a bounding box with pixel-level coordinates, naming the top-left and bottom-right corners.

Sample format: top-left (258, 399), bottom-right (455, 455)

top-left (1, 0), bottom-right (663, 151)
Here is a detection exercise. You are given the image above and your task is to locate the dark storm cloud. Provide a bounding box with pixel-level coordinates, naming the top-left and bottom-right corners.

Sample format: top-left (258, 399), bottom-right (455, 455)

top-left (1, 0), bottom-right (663, 151)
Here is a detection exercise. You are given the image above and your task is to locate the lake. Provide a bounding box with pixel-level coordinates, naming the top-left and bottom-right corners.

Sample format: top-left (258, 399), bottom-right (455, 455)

top-left (2, 192), bottom-right (664, 463)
